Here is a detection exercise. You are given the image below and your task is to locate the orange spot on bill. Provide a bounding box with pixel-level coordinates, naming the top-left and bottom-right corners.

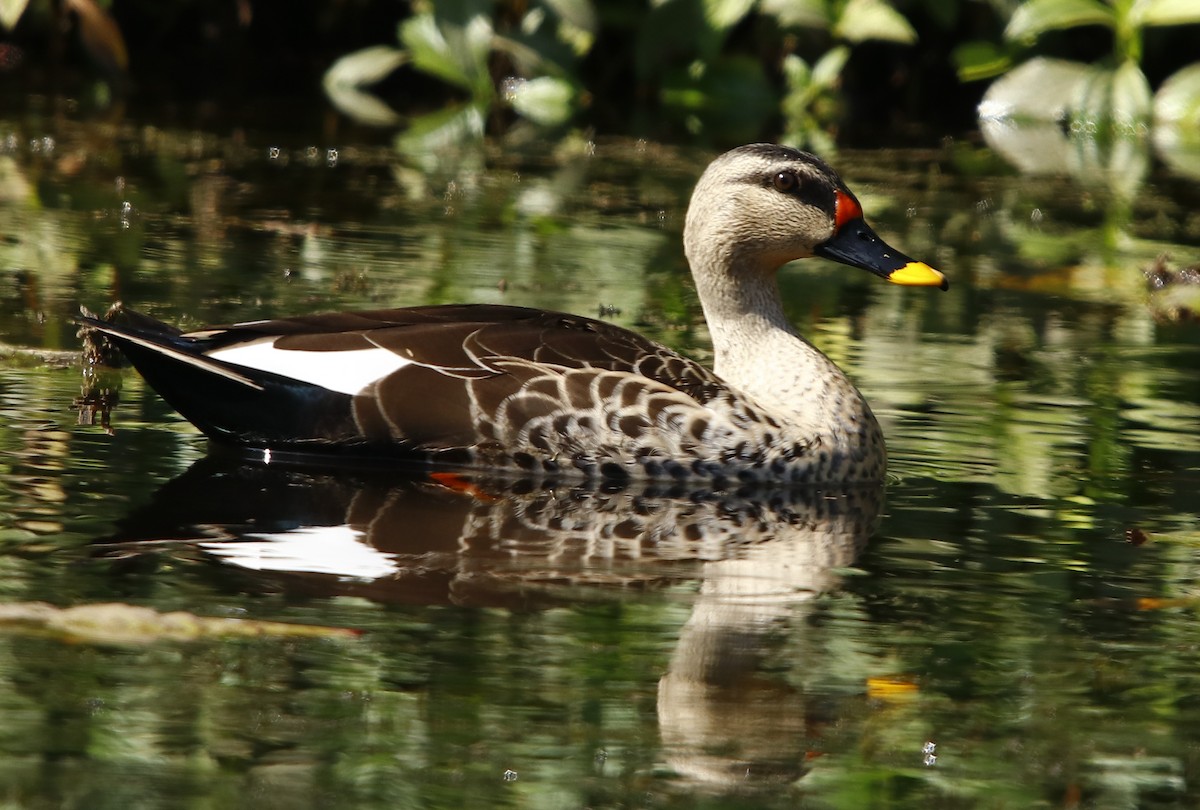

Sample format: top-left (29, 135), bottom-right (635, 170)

top-left (834, 190), bottom-right (863, 231)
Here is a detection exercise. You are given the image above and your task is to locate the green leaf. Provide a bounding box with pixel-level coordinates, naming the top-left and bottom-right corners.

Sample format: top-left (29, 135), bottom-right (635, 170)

top-left (1136, 0), bottom-right (1200, 26)
top-left (515, 2), bottom-right (594, 59)
top-left (400, 13), bottom-right (495, 100)
top-left (811, 45), bottom-right (850, 88)
top-left (1110, 60), bottom-right (1152, 123)
top-left (400, 15), bottom-right (462, 87)
top-left (703, 0), bottom-right (755, 30)
top-left (783, 53), bottom-right (816, 116)
top-left (323, 84), bottom-right (403, 127)
top-left (834, 0), bottom-right (917, 45)
top-left (977, 56), bottom-right (1091, 123)
top-left (782, 53), bottom-right (812, 90)
top-left (1073, 62), bottom-right (1151, 127)
top-left (0, 0), bottom-right (29, 30)
top-left (396, 104), bottom-right (487, 162)
top-left (782, 48), bottom-right (845, 150)
top-left (761, 0), bottom-right (831, 30)
top-left (1004, 0), bottom-right (1114, 42)
top-left (491, 33), bottom-right (550, 74)
top-left (540, 0), bottom-right (598, 32)
top-left (1154, 63), bottom-right (1200, 125)
top-left (953, 40), bottom-right (1012, 83)
top-left (323, 45), bottom-right (406, 89)
top-left (506, 75), bottom-right (575, 125)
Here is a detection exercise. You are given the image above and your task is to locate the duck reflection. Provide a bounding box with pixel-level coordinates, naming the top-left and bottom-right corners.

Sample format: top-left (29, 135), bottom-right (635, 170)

top-left (101, 454), bottom-right (882, 785)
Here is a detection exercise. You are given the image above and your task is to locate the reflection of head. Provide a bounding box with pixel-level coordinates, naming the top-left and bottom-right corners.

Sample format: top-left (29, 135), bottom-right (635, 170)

top-left (657, 485), bottom-right (881, 786)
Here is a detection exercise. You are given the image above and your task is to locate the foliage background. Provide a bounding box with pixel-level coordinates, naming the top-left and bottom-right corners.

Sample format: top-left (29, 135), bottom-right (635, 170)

top-left (1, 0), bottom-right (1198, 147)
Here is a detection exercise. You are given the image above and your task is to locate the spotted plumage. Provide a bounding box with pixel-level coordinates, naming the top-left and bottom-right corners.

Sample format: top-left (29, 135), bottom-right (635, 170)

top-left (79, 144), bottom-right (947, 484)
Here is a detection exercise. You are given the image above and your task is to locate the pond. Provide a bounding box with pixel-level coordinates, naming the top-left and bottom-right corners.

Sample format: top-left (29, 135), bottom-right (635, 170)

top-left (1, 106), bottom-right (1200, 808)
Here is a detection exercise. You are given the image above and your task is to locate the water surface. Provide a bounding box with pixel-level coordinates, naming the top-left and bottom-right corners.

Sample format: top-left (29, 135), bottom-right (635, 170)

top-left (1, 114), bottom-right (1199, 808)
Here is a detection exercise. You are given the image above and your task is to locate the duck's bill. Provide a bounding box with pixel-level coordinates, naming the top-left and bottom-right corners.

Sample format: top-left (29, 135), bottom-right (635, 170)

top-left (815, 217), bottom-right (948, 291)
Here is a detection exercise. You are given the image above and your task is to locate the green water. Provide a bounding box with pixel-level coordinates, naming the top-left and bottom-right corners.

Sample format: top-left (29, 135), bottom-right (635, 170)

top-left (1, 113), bottom-right (1199, 808)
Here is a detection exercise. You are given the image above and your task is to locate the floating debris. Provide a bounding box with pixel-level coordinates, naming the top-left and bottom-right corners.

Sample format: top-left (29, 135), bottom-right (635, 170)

top-left (866, 676), bottom-right (919, 701)
top-left (73, 386), bottom-right (119, 433)
top-left (1125, 527), bottom-right (1150, 546)
top-left (0, 601), bottom-right (360, 646)
top-left (1144, 254), bottom-right (1200, 322)
top-left (0, 342), bottom-right (79, 369)
top-left (923, 741), bottom-right (937, 767)
top-left (78, 302), bottom-right (138, 368)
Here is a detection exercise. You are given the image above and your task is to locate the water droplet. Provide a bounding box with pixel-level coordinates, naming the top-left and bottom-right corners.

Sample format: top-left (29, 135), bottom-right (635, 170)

top-left (501, 76), bottom-right (525, 101)
top-left (502, 769), bottom-right (518, 782)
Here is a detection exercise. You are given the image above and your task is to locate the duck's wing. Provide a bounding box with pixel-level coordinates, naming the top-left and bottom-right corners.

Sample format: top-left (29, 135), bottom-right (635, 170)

top-left (82, 305), bottom-right (736, 461)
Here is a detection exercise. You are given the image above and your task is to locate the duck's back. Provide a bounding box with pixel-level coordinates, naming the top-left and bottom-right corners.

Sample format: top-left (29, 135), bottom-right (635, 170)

top-left (86, 305), bottom-right (816, 482)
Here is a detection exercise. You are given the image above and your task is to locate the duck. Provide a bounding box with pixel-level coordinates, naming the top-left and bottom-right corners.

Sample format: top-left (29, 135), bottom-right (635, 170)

top-left (79, 144), bottom-right (947, 485)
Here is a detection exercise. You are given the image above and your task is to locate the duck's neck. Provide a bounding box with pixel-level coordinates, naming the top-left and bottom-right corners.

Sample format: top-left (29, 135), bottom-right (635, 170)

top-left (691, 251), bottom-right (881, 454)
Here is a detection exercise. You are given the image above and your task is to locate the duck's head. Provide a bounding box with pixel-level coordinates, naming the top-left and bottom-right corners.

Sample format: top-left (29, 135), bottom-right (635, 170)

top-left (685, 144), bottom-right (948, 291)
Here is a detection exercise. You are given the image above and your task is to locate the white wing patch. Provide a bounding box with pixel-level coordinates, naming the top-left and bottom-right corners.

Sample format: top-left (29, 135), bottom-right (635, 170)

top-left (208, 337), bottom-right (411, 395)
top-left (198, 525), bottom-right (399, 581)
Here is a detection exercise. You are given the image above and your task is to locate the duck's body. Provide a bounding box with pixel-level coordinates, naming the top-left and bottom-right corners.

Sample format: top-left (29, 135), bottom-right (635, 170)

top-left (81, 144), bottom-right (946, 484)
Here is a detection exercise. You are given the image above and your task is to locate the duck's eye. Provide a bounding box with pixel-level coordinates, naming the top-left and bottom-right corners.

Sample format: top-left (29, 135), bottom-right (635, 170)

top-left (772, 171), bottom-right (799, 194)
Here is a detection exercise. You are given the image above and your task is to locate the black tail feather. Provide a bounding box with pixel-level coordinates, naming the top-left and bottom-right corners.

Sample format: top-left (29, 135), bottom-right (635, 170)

top-left (78, 309), bottom-right (363, 448)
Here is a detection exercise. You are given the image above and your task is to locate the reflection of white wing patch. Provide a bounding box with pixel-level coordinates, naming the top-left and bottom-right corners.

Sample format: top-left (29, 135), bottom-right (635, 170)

top-left (208, 338), bottom-right (411, 395)
top-left (198, 525), bottom-right (398, 581)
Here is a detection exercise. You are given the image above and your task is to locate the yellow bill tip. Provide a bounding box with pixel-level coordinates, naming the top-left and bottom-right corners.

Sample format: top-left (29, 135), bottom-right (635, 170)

top-left (888, 261), bottom-right (948, 290)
